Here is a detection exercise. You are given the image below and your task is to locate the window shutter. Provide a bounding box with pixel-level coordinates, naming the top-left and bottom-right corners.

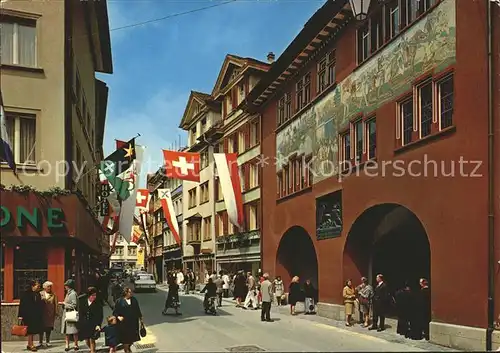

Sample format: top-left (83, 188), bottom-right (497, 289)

top-left (243, 164), bottom-right (249, 191)
top-left (256, 119), bottom-right (261, 144)
top-left (244, 124), bottom-right (250, 149)
top-left (222, 98), bottom-right (227, 118)
top-left (244, 204), bottom-right (250, 232)
top-left (215, 214), bottom-right (219, 237)
top-left (245, 77), bottom-right (250, 95)
top-left (223, 212), bottom-right (228, 235)
top-left (224, 138), bottom-right (229, 153)
top-left (232, 88), bottom-right (238, 108)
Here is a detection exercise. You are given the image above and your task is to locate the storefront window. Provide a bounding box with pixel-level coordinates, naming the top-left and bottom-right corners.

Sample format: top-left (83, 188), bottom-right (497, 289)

top-left (14, 244), bottom-right (48, 299)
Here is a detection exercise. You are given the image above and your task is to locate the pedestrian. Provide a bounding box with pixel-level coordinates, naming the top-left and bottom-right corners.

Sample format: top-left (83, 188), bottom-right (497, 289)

top-left (18, 280), bottom-right (43, 352)
top-left (369, 274), bottom-right (390, 332)
top-left (355, 280), bottom-right (364, 324)
top-left (163, 276), bottom-right (180, 315)
top-left (243, 272), bottom-right (258, 309)
top-left (288, 276), bottom-right (301, 316)
top-left (222, 271), bottom-right (230, 298)
top-left (273, 276), bottom-right (284, 306)
top-left (260, 273), bottom-right (273, 322)
top-left (357, 277), bottom-right (374, 327)
top-left (39, 281), bottom-right (58, 348)
top-left (176, 269), bottom-right (184, 289)
top-left (113, 287), bottom-right (144, 353)
top-left (395, 282), bottom-right (412, 337)
top-left (61, 279), bottom-right (79, 351)
top-left (77, 287), bottom-right (103, 353)
top-left (303, 279), bottom-right (317, 315)
top-left (214, 274), bottom-right (223, 307)
top-left (411, 278), bottom-right (431, 340)
top-left (343, 280), bottom-right (356, 326)
top-left (102, 316), bottom-right (119, 353)
top-left (234, 271), bottom-right (246, 306)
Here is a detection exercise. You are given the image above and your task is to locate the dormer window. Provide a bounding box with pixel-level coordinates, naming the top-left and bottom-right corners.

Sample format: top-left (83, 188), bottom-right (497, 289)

top-left (239, 82), bottom-right (245, 102)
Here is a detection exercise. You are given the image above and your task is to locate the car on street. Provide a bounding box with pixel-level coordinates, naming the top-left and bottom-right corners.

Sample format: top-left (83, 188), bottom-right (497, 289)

top-left (134, 273), bottom-right (156, 292)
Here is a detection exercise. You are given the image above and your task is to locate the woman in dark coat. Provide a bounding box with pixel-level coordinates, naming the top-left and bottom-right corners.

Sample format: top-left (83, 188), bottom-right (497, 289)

top-left (395, 282), bottom-right (412, 337)
top-left (288, 276), bottom-right (301, 315)
top-left (77, 287), bottom-right (103, 353)
top-left (113, 287), bottom-right (143, 353)
top-left (233, 271), bottom-right (247, 306)
top-left (18, 280), bottom-right (43, 351)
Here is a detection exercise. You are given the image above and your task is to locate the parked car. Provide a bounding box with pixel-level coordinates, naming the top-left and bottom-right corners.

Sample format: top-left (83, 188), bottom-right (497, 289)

top-left (134, 273), bottom-right (156, 292)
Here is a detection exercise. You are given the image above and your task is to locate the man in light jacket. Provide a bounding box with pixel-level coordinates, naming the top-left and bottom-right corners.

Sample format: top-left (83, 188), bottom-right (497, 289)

top-left (260, 273), bottom-right (273, 322)
top-left (244, 272), bottom-right (257, 309)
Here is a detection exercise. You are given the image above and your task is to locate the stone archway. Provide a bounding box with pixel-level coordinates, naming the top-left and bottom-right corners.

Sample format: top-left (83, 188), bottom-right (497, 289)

top-left (276, 226), bottom-right (318, 288)
top-left (343, 204), bottom-right (431, 297)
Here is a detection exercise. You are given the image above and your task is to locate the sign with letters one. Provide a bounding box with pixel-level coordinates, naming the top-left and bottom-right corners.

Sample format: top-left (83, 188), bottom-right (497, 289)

top-left (0, 206), bottom-right (65, 229)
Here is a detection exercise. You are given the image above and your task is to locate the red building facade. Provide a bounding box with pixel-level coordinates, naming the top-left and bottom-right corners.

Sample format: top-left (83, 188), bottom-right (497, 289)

top-left (247, 0), bottom-right (500, 350)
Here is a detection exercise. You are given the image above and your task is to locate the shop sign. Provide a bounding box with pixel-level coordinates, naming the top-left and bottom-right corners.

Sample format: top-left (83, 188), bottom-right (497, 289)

top-left (0, 206), bottom-right (65, 229)
top-left (96, 183), bottom-right (110, 216)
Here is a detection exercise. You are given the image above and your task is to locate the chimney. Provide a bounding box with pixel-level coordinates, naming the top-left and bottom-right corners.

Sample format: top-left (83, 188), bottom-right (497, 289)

top-left (267, 52), bottom-right (275, 64)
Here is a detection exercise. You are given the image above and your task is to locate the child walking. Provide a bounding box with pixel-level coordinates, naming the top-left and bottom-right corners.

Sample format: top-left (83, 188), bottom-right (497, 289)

top-left (102, 315), bottom-right (119, 353)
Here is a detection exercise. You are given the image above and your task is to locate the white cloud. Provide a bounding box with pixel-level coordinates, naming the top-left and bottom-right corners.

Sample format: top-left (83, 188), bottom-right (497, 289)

top-left (103, 88), bottom-right (189, 188)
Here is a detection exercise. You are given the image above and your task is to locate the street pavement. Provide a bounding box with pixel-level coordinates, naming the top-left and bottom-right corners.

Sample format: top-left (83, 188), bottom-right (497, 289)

top-left (2, 285), bottom-right (460, 353)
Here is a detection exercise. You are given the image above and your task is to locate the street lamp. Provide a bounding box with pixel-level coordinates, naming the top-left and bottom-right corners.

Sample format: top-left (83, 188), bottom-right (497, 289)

top-left (349, 0), bottom-right (372, 21)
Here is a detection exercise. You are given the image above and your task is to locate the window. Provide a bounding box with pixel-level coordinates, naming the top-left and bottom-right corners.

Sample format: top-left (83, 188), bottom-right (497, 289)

top-left (250, 120), bottom-right (259, 147)
top-left (239, 82), bottom-right (245, 103)
top-left (340, 132), bottom-right (351, 170)
top-left (438, 74), bottom-right (454, 129)
top-left (203, 216), bottom-right (212, 241)
top-left (217, 213), bottom-right (225, 237)
top-left (188, 188), bottom-right (197, 208)
top-left (4, 112), bottom-right (36, 164)
top-left (216, 177), bottom-right (223, 201)
top-left (188, 221), bottom-right (201, 242)
top-left (354, 120), bottom-right (363, 164)
top-left (417, 0), bottom-right (437, 17)
top-left (357, 23), bottom-right (370, 63)
top-left (370, 11), bottom-right (383, 54)
top-left (200, 182), bottom-right (209, 203)
top-left (277, 172), bottom-right (284, 198)
top-left (14, 244), bottom-right (47, 299)
top-left (190, 126), bottom-right (197, 146)
top-left (285, 93), bottom-right (292, 121)
top-left (366, 119), bottom-right (376, 159)
top-left (238, 130), bottom-right (245, 153)
top-left (201, 118), bottom-right (207, 134)
top-left (385, 0), bottom-right (400, 40)
top-left (201, 150), bottom-right (209, 169)
top-left (418, 81), bottom-right (433, 138)
top-left (296, 73), bottom-right (311, 111)
top-left (128, 247), bottom-right (137, 256)
top-left (400, 98), bottom-right (414, 145)
top-left (248, 204), bottom-right (258, 231)
top-left (317, 50), bottom-right (336, 93)
top-left (249, 163), bottom-right (259, 189)
top-left (0, 19), bottom-right (37, 67)
top-left (115, 246), bottom-right (124, 256)
top-left (277, 97), bottom-right (285, 126)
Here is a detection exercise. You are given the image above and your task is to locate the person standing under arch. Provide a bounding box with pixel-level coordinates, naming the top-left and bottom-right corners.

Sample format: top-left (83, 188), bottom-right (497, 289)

top-left (369, 274), bottom-right (390, 332)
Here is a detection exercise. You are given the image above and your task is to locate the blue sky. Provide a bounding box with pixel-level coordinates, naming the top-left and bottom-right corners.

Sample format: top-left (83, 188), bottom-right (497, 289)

top-left (100, 0), bottom-right (324, 186)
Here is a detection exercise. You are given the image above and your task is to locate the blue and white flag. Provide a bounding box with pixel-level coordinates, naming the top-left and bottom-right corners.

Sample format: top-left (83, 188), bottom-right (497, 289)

top-left (0, 92), bottom-right (16, 173)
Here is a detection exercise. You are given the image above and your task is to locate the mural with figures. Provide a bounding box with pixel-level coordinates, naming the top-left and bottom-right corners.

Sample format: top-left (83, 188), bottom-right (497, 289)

top-left (276, 0), bottom-right (456, 183)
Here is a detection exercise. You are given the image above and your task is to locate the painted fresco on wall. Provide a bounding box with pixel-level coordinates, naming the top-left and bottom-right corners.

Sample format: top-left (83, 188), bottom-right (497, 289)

top-left (276, 0), bottom-right (456, 183)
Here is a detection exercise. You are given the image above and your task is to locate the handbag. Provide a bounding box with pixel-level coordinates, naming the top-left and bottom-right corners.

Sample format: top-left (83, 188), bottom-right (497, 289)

top-left (11, 320), bottom-right (28, 337)
top-left (65, 310), bottom-right (79, 323)
top-left (359, 296), bottom-right (369, 306)
top-left (139, 322), bottom-right (146, 337)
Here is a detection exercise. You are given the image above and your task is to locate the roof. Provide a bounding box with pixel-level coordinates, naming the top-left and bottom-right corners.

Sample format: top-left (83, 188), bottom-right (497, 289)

top-left (246, 0), bottom-right (349, 108)
top-left (211, 54), bottom-right (271, 97)
top-left (179, 90), bottom-right (220, 129)
top-left (94, 0), bottom-right (113, 74)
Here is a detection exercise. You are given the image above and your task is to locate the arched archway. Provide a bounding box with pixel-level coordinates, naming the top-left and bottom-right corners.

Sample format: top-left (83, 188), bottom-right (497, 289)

top-left (276, 226), bottom-right (318, 288)
top-left (343, 204), bottom-right (430, 297)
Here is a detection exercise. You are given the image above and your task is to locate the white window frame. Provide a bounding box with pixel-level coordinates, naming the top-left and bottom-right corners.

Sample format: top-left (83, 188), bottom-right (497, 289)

top-left (399, 97), bottom-right (414, 146)
top-left (249, 163), bottom-right (259, 189)
top-left (417, 80), bottom-right (434, 139)
top-left (4, 112), bottom-right (37, 165)
top-left (436, 73), bottom-right (454, 130)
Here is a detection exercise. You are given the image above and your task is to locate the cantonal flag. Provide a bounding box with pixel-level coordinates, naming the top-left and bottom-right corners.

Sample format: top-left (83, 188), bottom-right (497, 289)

top-left (157, 188), bottom-right (181, 246)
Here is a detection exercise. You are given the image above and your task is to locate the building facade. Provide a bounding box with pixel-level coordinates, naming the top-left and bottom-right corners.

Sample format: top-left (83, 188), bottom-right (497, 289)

top-left (109, 234), bottom-right (138, 269)
top-left (146, 170), bottom-right (166, 282)
top-left (211, 54), bottom-right (270, 275)
top-left (0, 0), bottom-right (112, 341)
top-left (179, 91), bottom-right (221, 283)
top-left (163, 175), bottom-right (183, 273)
top-left (246, 0), bottom-right (499, 350)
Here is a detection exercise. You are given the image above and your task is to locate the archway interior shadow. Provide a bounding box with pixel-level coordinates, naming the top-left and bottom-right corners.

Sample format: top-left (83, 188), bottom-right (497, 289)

top-left (344, 204), bottom-right (430, 316)
top-left (276, 226), bottom-right (319, 289)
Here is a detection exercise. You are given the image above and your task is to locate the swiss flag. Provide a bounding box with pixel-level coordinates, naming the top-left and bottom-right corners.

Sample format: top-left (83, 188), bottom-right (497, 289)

top-left (135, 189), bottom-right (150, 210)
top-left (162, 150), bottom-right (200, 182)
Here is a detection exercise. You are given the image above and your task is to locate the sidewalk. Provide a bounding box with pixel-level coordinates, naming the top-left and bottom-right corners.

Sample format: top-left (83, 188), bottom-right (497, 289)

top-left (183, 290), bottom-right (458, 352)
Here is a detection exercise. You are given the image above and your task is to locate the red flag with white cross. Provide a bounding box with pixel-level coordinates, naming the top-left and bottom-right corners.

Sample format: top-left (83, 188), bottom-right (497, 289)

top-left (135, 188), bottom-right (150, 211)
top-left (162, 150), bottom-right (200, 182)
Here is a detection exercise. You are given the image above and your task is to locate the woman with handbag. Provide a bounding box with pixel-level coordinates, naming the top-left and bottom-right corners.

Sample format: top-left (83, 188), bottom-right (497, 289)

top-left (343, 279), bottom-right (356, 326)
top-left (18, 280), bottom-right (43, 352)
top-left (39, 281), bottom-right (58, 348)
top-left (77, 287), bottom-right (103, 353)
top-left (61, 279), bottom-right (79, 351)
top-left (358, 277), bottom-right (374, 327)
top-left (113, 287), bottom-right (144, 353)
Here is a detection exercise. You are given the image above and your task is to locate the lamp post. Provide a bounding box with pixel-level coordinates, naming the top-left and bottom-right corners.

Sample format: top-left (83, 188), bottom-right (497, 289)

top-left (349, 0), bottom-right (372, 21)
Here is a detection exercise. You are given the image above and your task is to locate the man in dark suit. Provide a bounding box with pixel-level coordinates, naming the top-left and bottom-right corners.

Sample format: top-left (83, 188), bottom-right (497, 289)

top-left (369, 274), bottom-right (390, 332)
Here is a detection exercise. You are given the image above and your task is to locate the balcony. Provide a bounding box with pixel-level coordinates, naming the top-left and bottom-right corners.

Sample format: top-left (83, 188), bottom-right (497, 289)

top-left (187, 233), bottom-right (201, 245)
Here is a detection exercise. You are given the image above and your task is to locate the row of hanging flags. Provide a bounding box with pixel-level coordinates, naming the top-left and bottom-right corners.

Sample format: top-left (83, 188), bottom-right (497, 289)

top-left (97, 137), bottom-right (243, 251)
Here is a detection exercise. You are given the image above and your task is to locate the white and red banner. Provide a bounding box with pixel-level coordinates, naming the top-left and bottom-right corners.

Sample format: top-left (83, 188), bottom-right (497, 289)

top-left (135, 188), bottom-right (150, 210)
top-left (213, 153), bottom-right (244, 228)
top-left (163, 150), bottom-right (200, 182)
top-left (158, 188), bottom-right (181, 246)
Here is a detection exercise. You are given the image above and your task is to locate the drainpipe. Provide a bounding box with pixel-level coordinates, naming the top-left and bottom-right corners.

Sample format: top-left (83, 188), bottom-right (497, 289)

top-left (486, 0), bottom-right (495, 351)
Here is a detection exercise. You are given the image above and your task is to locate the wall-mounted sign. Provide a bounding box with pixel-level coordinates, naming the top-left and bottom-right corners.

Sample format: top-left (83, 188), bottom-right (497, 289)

top-left (316, 190), bottom-right (343, 240)
top-left (0, 206), bottom-right (65, 229)
top-left (96, 183), bottom-right (110, 216)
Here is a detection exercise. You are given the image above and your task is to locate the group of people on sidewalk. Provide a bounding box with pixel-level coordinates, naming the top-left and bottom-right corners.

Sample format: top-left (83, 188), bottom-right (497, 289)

top-left (17, 271), bottom-right (145, 353)
top-left (342, 274), bottom-right (431, 341)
